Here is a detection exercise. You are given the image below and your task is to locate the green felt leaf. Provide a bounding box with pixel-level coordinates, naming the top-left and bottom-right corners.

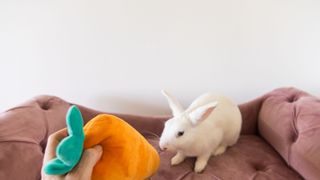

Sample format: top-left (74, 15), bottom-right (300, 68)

top-left (44, 105), bottom-right (85, 175)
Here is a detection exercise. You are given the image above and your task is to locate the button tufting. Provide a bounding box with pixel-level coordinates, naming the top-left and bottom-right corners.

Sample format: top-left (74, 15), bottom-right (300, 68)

top-left (291, 132), bottom-right (298, 143)
top-left (287, 96), bottom-right (298, 103)
top-left (41, 101), bottom-right (51, 110)
top-left (253, 164), bottom-right (265, 171)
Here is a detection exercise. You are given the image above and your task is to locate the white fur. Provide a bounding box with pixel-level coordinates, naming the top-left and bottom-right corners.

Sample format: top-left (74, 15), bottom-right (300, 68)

top-left (161, 90), bottom-right (184, 117)
top-left (159, 91), bottom-right (242, 173)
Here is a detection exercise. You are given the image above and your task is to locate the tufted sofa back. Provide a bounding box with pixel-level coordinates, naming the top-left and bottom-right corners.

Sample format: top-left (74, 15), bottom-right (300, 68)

top-left (258, 88), bottom-right (320, 180)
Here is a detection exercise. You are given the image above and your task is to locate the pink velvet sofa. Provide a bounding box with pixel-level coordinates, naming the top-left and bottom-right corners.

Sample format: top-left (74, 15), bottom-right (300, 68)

top-left (0, 87), bottom-right (319, 179)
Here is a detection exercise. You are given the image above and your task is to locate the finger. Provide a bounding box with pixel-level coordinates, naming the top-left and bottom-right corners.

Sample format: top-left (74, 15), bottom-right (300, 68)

top-left (67, 145), bottom-right (103, 179)
top-left (43, 128), bottom-right (68, 164)
top-left (42, 129), bottom-right (68, 179)
top-left (41, 173), bottom-right (64, 180)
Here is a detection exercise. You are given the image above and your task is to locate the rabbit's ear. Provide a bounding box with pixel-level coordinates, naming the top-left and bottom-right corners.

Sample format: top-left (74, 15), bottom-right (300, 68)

top-left (162, 90), bottom-right (184, 117)
top-left (66, 105), bottom-right (84, 137)
top-left (188, 101), bottom-right (218, 125)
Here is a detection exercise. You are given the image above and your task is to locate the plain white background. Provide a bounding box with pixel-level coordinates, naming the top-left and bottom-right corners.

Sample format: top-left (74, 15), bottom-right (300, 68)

top-left (0, 0), bottom-right (319, 115)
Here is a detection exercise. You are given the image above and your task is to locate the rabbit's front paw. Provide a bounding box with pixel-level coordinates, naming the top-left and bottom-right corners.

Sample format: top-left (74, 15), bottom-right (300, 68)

top-left (213, 146), bottom-right (226, 156)
top-left (194, 154), bottom-right (210, 173)
top-left (171, 153), bottom-right (185, 165)
top-left (194, 160), bottom-right (207, 173)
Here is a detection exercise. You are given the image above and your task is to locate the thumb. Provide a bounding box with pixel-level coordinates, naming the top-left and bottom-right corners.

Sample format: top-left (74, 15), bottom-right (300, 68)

top-left (67, 145), bottom-right (103, 179)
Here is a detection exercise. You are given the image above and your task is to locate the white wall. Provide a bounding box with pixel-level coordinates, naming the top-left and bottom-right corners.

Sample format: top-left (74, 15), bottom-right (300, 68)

top-left (1, 0), bottom-right (319, 115)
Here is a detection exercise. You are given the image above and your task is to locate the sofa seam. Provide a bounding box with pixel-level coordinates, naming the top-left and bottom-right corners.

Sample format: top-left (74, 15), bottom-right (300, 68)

top-left (0, 140), bottom-right (40, 145)
top-left (41, 110), bottom-right (49, 150)
top-left (37, 97), bottom-right (55, 151)
top-left (289, 104), bottom-right (299, 166)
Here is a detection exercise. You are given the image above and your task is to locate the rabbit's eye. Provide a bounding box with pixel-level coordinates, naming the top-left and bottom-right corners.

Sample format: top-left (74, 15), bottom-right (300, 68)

top-left (177, 131), bottom-right (184, 137)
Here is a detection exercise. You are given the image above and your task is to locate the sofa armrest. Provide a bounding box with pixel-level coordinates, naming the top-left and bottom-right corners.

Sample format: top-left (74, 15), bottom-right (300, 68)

top-left (0, 95), bottom-right (71, 180)
top-left (258, 87), bottom-right (320, 180)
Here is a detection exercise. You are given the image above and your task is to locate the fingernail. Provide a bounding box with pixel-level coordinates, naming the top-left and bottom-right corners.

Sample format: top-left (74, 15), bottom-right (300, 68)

top-left (93, 145), bottom-right (103, 154)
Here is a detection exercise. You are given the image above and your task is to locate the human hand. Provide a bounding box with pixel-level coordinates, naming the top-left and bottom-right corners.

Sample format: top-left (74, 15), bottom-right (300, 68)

top-left (42, 128), bottom-right (102, 180)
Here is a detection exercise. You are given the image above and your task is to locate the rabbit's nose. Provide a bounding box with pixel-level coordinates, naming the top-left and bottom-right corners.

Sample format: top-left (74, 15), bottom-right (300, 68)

top-left (159, 146), bottom-right (168, 151)
top-left (159, 141), bottom-right (168, 151)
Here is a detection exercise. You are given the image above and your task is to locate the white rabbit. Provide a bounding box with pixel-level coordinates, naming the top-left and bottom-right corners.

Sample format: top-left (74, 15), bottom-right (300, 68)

top-left (159, 90), bottom-right (242, 173)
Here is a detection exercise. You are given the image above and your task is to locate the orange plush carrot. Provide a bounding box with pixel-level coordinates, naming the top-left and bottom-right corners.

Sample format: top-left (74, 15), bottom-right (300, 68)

top-left (83, 114), bottom-right (160, 180)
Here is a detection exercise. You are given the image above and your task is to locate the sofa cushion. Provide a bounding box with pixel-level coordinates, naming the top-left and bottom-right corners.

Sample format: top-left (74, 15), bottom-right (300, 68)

top-left (259, 87), bottom-right (320, 180)
top-left (145, 133), bottom-right (302, 179)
